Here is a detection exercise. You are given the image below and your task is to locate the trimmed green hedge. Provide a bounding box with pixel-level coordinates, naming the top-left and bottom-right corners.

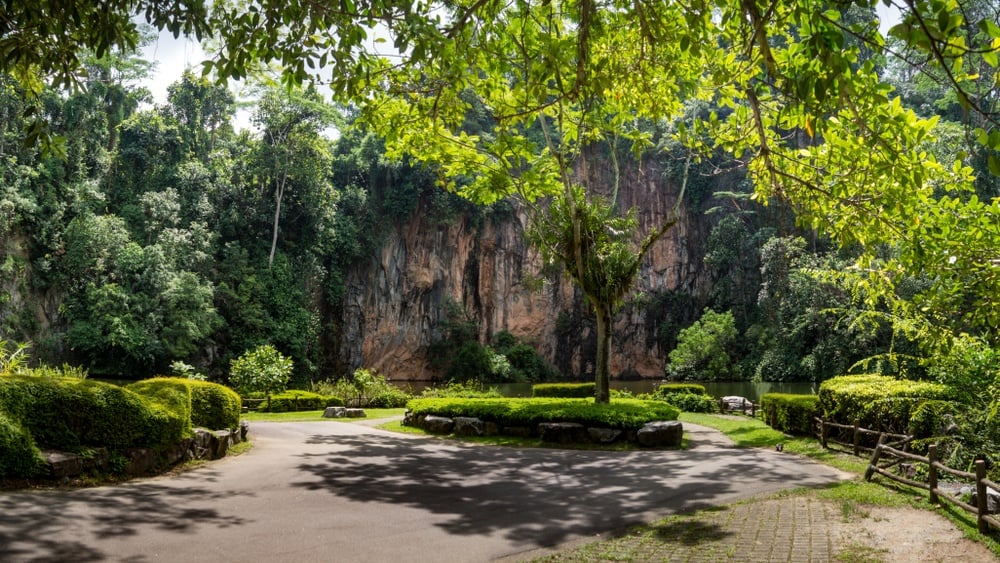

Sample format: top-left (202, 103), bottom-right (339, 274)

top-left (760, 393), bottom-right (819, 435)
top-left (660, 392), bottom-right (717, 413)
top-left (656, 383), bottom-right (707, 396)
top-left (261, 389), bottom-right (343, 412)
top-left (0, 411), bottom-right (44, 477)
top-left (0, 376), bottom-right (186, 453)
top-left (129, 378), bottom-right (241, 430)
top-left (406, 397), bottom-right (679, 430)
top-left (532, 383), bottom-right (595, 398)
top-left (819, 375), bottom-right (955, 436)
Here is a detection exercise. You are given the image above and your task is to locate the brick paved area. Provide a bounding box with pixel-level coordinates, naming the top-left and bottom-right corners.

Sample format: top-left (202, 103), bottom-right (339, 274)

top-left (538, 496), bottom-right (845, 562)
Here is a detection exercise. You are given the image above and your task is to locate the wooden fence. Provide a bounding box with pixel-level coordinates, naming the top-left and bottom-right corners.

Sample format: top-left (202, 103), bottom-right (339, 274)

top-left (815, 417), bottom-right (1000, 534)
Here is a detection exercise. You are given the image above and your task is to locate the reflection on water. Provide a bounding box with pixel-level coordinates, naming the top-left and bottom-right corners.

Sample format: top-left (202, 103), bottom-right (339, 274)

top-left (399, 379), bottom-right (817, 401)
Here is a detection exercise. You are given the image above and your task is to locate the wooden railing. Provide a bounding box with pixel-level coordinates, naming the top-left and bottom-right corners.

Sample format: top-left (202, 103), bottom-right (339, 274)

top-left (865, 436), bottom-right (1000, 534)
top-left (816, 417), bottom-right (912, 457)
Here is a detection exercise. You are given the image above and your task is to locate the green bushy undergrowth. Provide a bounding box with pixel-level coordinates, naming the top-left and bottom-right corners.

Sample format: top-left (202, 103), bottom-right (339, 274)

top-left (260, 389), bottom-right (343, 412)
top-left (312, 369), bottom-right (411, 408)
top-left (419, 381), bottom-right (504, 398)
top-left (406, 397), bottom-right (679, 430)
top-left (655, 383), bottom-right (708, 396)
top-left (0, 377), bottom-right (186, 467)
top-left (532, 382), bottom-right (595, 398)
top-left (760, 393), bottom-right (819, 435)
top-left (128, 378), bottom-right (241, 430)
top-left (0, 411), bottom-right (44, 477)
top-left (819, 375), bottom-right (955, 436)
top-left (659, 392), bottom-right (718, 413)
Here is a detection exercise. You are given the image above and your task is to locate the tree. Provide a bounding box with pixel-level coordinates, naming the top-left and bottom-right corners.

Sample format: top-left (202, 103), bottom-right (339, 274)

top-left (229, 344), bottom-right (292, 396)
top-left (667, 309), bottom-right (739, 382)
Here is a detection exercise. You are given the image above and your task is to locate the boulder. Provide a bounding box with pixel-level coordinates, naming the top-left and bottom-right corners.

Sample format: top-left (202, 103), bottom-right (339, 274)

top-left (212, 430), bottom-right (231, 459)
top-left (588, 427), bottom-right (622, 444)
top-left (125, 448), bottom-right (159, 475)
top-left (44, 451), bottom-right (83, 479)
top-left (345, 408), bottom-right (367, 418)
top-left (637, 421), bottom-right (683, 447)
top-left (971, 487), bottom-right (1000, 514)
top-left (423, 415), bottom-right (455, 434)
top-left (484, 421), bottom-right (500, 436)
top-left (453, 417), bottom-right (485, 437)
top-left (721, 396), bottom-right (753, 412)
top-left (239, 420), bottom-right (250, 442)
top-left (539, 422), bottom-right (587, 444)
top-left (323, 406), bottom-right (348, 418)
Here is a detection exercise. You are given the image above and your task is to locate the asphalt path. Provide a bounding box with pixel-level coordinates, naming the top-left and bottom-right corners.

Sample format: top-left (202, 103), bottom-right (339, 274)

top-left (0, 420), bottom-right (847, 562)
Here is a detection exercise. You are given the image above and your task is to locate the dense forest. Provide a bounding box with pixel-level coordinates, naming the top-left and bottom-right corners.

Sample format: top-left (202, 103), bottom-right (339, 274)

top-left (0, 17), bottom-right (997, 391)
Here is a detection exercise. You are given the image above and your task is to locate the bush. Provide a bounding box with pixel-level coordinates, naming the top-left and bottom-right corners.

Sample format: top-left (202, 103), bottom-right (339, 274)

top-left (533, 383), bottom-right (595, 398)
top-left (655, 383), bottom-right (708, 396)
top-left (405, 397), bottom-right (679, 431)
top-left (819, 375), bottom-right (955, 436)
top-left (129, 378), bottom-right (241, 430)
top-left (312, 369), bottom-right (410, 408)
top-left (229, 344), bottom-right (293, 395)
top-left (420, 381), bottom-right (504, 398)
top-left (0, 411), bottom-right (44, 477)
top-left (760, 393), bottom-right (819, 435)
top-left (666, 309), bottom-right (739, 381)
top-left (262, 390), bottom-right (342, 412)
top-left (0, 376), bottom-right (186, 452)
top-left (660, 393), bottom-right (717, 413)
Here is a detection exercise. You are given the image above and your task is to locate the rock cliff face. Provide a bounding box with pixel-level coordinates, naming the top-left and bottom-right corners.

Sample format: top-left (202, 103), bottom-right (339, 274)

top-left (339, 156), bottom-right (725, 381)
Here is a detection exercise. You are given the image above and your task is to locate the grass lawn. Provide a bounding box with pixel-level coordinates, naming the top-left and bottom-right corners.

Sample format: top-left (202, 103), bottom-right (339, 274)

top-left (242, 408), bottom-right (406, 422)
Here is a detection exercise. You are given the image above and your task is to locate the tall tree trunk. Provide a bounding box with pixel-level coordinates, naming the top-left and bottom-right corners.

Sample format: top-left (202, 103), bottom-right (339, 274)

top-left (268, 176), bottom-right (286, 269)
top-left (594, 301), bottom-right (612, 404)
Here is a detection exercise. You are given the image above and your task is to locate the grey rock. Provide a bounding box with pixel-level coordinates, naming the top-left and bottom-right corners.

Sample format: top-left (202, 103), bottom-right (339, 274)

top-left (240, 420), bottom-right (250, 441)
top-left (323, 406), bottom-right (348, 418)
top-left (539, 422), bottom-right (587, 444)
top-left (484, 421), bottom-right (500, 436)
top-left (345, 408), bottom-right (367, 418)
top-left (423, 415), bottom-right (455, 434)
top-left (971, 487), bottom-right (1000, 514)
top-left (125, 448), bottom-right (159, 475)
top-left (637, 421), bottom-right (683, 447)
top-left (212, 430), bottom-right (231, 459)
top-left (588, 427), bottom-right (622, 444)
top-left (44, 451), bottom-right (83, 479)
top-left (453, 417), bottom-right (485, 437)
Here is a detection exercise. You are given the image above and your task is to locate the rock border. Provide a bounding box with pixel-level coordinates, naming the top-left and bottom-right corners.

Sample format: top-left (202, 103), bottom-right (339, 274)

top-left (402, 411), bottom-right (682, 447)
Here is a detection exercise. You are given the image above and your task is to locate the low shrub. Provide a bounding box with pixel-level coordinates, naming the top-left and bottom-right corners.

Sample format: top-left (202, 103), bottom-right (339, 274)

top-left (312, 369), bottom-right (411, 408)
top-left (0, 376), bottom-right (186, 452)
top-left (405, 397), bottom-right (679, 430)
top-left (419, 381), bottom-right (504, 398)
top-left (0, 411), bottom-right (44, 477)
top-left (532, 383), bottom-right (595, 398)
top-left (660, 392), bottom-right (717, 413)
top-left (655, 383), bottom-right (707, 396)
top-left (759, 393), bottom-right (819, 435)
top-left (819, 375), bottom-right (955, 436)
top-left (262, 390), bottom-right (342, 413)
top-left (129, 378), bottom-right (241, 430)
top-left (188, 380), bottom-right (242, 429)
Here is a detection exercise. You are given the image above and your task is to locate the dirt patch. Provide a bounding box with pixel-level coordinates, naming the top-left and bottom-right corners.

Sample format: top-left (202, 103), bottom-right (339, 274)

top-left (842, 505), bottom-right (996, 562)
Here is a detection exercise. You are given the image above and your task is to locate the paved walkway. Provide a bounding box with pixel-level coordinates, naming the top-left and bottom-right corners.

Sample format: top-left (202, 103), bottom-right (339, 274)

top-left (0, 420), bottom-right (848, 562)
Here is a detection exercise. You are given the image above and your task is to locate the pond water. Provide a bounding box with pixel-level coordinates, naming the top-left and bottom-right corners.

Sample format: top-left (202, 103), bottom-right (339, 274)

top-left (401, 379), bottom-right (817, 401)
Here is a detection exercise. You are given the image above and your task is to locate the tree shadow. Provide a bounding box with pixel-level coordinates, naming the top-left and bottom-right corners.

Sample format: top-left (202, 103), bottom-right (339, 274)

top-left (0, 471), bottom-right (252, 562)
top-left (292, 431), bottom-right (838, 549)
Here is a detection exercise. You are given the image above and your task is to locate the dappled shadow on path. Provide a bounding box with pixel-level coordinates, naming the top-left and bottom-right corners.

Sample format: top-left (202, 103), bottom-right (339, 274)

top-left (0, 469), bottom-right (251, 562)
top-left (291, 431), bottom-right (832, 549)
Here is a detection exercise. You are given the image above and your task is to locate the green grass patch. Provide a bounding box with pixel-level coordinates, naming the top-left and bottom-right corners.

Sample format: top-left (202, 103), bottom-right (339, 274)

top-left (407, 397), bottom-right (679, 430)
top-left (678, 412), bottom-right (786, 447)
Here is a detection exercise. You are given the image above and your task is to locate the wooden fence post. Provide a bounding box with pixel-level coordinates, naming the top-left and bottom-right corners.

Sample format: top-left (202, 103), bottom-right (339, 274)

top-left (976, 460), bottom-right (989, 534)
top-left (820, 418), bottom-right (828, 448)
top-left (864, 434), bottom-right (886, 481)
top-left (853, 419), bottom-right (861, 457)
top-left (928, 444), bottom-right (939, 505)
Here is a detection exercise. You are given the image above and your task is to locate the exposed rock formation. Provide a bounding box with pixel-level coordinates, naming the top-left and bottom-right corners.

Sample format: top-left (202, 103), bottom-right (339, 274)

top-left (339, 156), bottom-right (722, 381)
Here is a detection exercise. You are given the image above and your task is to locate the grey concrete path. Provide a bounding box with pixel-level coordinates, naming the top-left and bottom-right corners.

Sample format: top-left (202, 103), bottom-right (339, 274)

top-left (0, 421), bottom-right (847, 562)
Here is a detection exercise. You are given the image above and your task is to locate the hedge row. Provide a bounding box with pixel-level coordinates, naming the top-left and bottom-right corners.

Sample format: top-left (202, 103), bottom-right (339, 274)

top-left (0, 376), bottom-right (242, 479)
top-left (532, 383), bottom-right (595, 398)
top-left (127, 378), bottom-right (241, 430)
top-left (405, 397), bottom-right (679, 430)
top-left (818, 375), bottom-right (955, 436)
top-left (759, 393), bottom-right (819, 435)
top-left (260, 390), bottom-right (344, 412)
top-left (659, 393), bottom-right (717, 413)
top-left (656, 384), bottom-right (707, 396)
